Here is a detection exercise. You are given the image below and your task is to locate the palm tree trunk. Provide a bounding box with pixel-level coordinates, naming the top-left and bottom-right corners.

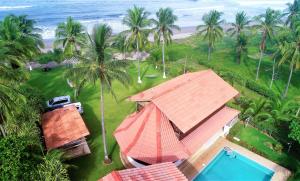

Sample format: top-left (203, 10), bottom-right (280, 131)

top-left (256, 50), bottom-right (263, 81)
top-left (208, 45), bottom-right (211, 61)
top-left (283, 64), bottom-right (294, 98)
top-left (270, 57), bottom-right (276, 88)
top-left (162, 37), bottom-right (166, 79)
top-left (74, 89), bottom-right (77, 101)
top-left (100, 82), bottom-right (111, 164)
top-left (237, 47), bottom-right (241, 64)
top-left (296, 107), bottom-right (300, 117)
top-left (136, 41), bottom-right (142, 84)
top-left (0, 124), bottom-right (6, 137)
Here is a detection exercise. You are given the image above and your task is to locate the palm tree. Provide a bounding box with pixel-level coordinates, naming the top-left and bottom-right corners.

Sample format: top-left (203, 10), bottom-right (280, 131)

top-left (236, 33), bottom-right (248, 64)
top-left (123, 6), bottom-right (151, 83)
top-left (252, 8), bottom-right (282, 80)
top-left (54, 17), bottom-right (86, 57)
top-left (152, 7), bottom-right (180, 78)
top-left (284, 0), bottom-right (300, 28)
top-left (227, 11), bottom-right (250, 64)
top-left (279, 40), bottom-right (300, 98)
top-left (71, 24), bottom-right (130, 163)
top-left (197, 10), bottom-right (224, 61)
top-left (112, 33), bottom-right (128, 60)
top-left (0, 15), bottom-right (42, 67)
top-left (227, 11), bottom-right (251, 38)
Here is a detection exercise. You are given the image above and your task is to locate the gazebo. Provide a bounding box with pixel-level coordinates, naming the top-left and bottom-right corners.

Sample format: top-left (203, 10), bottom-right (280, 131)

top-left (42, 106), bottom-right (91, 158)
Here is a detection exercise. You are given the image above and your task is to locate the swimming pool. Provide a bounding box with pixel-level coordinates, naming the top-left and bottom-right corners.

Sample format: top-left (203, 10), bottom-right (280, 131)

top-left (193, 148), bottom-right (274, 181)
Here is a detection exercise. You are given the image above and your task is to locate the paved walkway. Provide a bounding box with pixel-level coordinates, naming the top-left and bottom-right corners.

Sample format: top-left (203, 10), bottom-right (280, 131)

top-left (179, 137), bottom-right (291, 181)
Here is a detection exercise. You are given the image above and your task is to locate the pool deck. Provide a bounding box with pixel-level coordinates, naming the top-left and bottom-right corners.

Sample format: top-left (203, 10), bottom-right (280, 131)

top-left (179, 137), bottom-right (291, 181)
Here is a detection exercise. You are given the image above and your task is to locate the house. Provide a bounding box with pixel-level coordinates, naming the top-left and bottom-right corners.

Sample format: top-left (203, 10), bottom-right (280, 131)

top-left (114, 70), bottom-right (240, 166)
top-left (100, 162), bottom-right (187, 181)
top-left (42, 106), bottom-right (91, 158)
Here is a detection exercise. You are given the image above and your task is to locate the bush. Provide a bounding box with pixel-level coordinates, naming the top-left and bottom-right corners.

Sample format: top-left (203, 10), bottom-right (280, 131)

top-left (274, 143), bottom-right (283, 153)
top-left (245, 79), bottom-right (278, 100)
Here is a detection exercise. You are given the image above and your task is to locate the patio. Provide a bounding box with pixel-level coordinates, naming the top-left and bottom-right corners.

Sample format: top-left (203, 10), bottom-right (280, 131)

top-left (179, 137), bottom-right (291, 181)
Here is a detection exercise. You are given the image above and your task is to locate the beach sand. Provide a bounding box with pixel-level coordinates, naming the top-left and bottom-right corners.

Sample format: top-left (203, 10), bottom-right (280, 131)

top-left (42, 26), bottom-right (198, 52)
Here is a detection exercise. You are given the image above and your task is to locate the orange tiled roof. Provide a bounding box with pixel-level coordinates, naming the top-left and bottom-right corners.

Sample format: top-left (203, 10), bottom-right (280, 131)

top-left (114, 103), bottom-right (190, 164)
top-left (181, 106), bottom-right (240, 154)
top-left (100, 162), bottom-right (187, 181)
top-left (130, 70), bottom-right (239, 133)
top-left (42, 106), bottom-right (90, 149)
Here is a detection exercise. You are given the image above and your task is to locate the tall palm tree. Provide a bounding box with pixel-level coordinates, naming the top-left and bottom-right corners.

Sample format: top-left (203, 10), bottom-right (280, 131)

top-left (284, 0), bottom-right (300, 28)
top-left (152, 7), bottom-right (180, 78)
top-left (112, 33), bottom-right (128, 60)
top-left (227, 11), bottom-right (250, 64)
top-left (123, 6), bottom-right (150, 83)
top-left (54, 17), bottom-right (86, 57)
top-left (197, 10), bottom-right (224, 61)
top-left (252, 8), bottom-right (282, 80)
top-left (279, 40), bottom-right (300, 98)
top-left (235, 33), bottom-right (248, 64)
top-left (227, 11), bottom-right (251, 38)
top-left (71, 24), bottom-right (130, 163)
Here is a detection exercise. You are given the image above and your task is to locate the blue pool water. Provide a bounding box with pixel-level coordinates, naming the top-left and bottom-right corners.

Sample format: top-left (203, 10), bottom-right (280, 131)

top-left (194, 149), bottom-right (274, 181)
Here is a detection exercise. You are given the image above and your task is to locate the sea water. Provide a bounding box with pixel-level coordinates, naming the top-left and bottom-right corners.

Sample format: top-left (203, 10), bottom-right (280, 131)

top-left (0, 0), bottom-right (292, 39)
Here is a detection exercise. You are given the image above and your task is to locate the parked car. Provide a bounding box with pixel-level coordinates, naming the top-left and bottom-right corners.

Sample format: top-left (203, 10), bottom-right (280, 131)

top-left (46, 95), bottom-right (71, 109)
top-left (63, 102), bottom-right (84, 114)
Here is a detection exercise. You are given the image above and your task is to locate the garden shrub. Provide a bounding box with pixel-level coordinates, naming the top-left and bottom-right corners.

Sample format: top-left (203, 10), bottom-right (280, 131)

top-left (274, 143), bottom-right (283, 153)
top-left (36, 48), bottom-right (64, 64)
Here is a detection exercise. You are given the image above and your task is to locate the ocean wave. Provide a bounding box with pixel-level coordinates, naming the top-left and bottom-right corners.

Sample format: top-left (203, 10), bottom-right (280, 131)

top-left (0, 5), bottom-right (32, 11)
top-left (175, 6), bottom-right (225, 12)
top-left (236, 0), bottom-right (291, 6)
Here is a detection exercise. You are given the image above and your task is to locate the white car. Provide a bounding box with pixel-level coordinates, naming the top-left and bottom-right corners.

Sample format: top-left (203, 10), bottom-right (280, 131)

top-left (63, 102), bottom-right (84, 114)
top-left (46, 95), bottom-right (71, 109)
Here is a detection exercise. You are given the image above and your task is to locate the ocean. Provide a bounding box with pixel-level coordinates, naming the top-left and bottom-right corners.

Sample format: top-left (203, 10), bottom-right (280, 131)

top-left (0, 0), bottom-right (293, 40)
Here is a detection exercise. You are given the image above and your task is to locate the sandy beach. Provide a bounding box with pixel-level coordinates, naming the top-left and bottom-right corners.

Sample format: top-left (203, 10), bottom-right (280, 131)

top-left (42, 26), bottom-right (198, 52)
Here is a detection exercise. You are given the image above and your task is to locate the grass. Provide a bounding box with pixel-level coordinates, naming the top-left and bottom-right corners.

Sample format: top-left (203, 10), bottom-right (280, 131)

top-left (229, 122), bottom-right (300, 180)
top-left (26, 34), bottom-right (300, 180)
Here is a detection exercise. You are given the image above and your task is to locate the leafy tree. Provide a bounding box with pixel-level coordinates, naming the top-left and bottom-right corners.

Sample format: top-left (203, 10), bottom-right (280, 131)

top-left (278, 19), bottom-right (300, 98)
top-left (289, 119), bottom-right (300, 144)
top-left (70, 24), bottom-right (130, 163)
top-left (284, 0), bottom-right (300, 28)
top-left (252, 8), bottom-right (282, 80)
top-left (54, 17), bottom-right (86, 57)
top-left (0, 135), bottom-right (42, 180)
top-left (37, 151), bottom-right (70, 181)
top-left (123, 6), bottom-right (150, 83)
top-left (152, 7), bottom-right (180, 78)
top-left (197, 10), bottom-right (224, 61)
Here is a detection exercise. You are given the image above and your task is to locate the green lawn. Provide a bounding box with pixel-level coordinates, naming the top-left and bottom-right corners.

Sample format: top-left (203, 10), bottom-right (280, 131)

top-left (26, 34), bottom-right (300, 180)
top-left (229, 122), bottom-right (300, 180)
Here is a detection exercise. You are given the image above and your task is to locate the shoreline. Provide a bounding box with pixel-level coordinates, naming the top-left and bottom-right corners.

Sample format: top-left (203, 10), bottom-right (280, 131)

top-left (42, 26), bottom-right (198, 52)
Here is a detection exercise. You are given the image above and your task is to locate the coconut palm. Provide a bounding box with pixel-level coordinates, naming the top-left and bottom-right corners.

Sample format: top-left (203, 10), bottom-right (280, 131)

top-left (112, 33), bottom-right (128, 60)
top-left (227, 11), bottom-right (251, 37)
top-left (279, 41), bottom-right (300, 98)
top-left (252, 8), bottom-right (282, 80)
top-left (0, 15), bottom-right (42, 67)
top-left (284, 0), bottom-right (300, 28)
top-left (54, 17), bottom-right (86, 57)
top-left (70, 24), bottom-right (130, 163)
top-left (197, 10), bottom-right (224, 61)
top-left (235, 33), bottom-right (248, 64)
top-left (152, 7), bottom-right (180, 78)
top-left (123, 6), bottom-right (151, 83)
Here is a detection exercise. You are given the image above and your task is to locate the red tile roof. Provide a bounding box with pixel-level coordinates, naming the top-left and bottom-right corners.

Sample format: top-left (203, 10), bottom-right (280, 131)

top-left (114, 103), bottom-right (190, 164)
top-left (130, 70), bottom-right (239, 133)
top-left (42, 106), bottom-right (90, 149)
top-left (181, 106), bottom-right (240, 154)
top-left (100, 162), bottom-right (187, 181)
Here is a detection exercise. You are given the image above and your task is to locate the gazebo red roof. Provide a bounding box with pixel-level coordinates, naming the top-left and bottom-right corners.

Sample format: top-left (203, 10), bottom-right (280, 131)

top-left (42, 106), bottom-right (90, 149)
top-left (114, 103), bottom-right (190, 164)
top-left (130, 70), bottom-right (239, 133)
top-left (99, 162), bottom-right (187, 181)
